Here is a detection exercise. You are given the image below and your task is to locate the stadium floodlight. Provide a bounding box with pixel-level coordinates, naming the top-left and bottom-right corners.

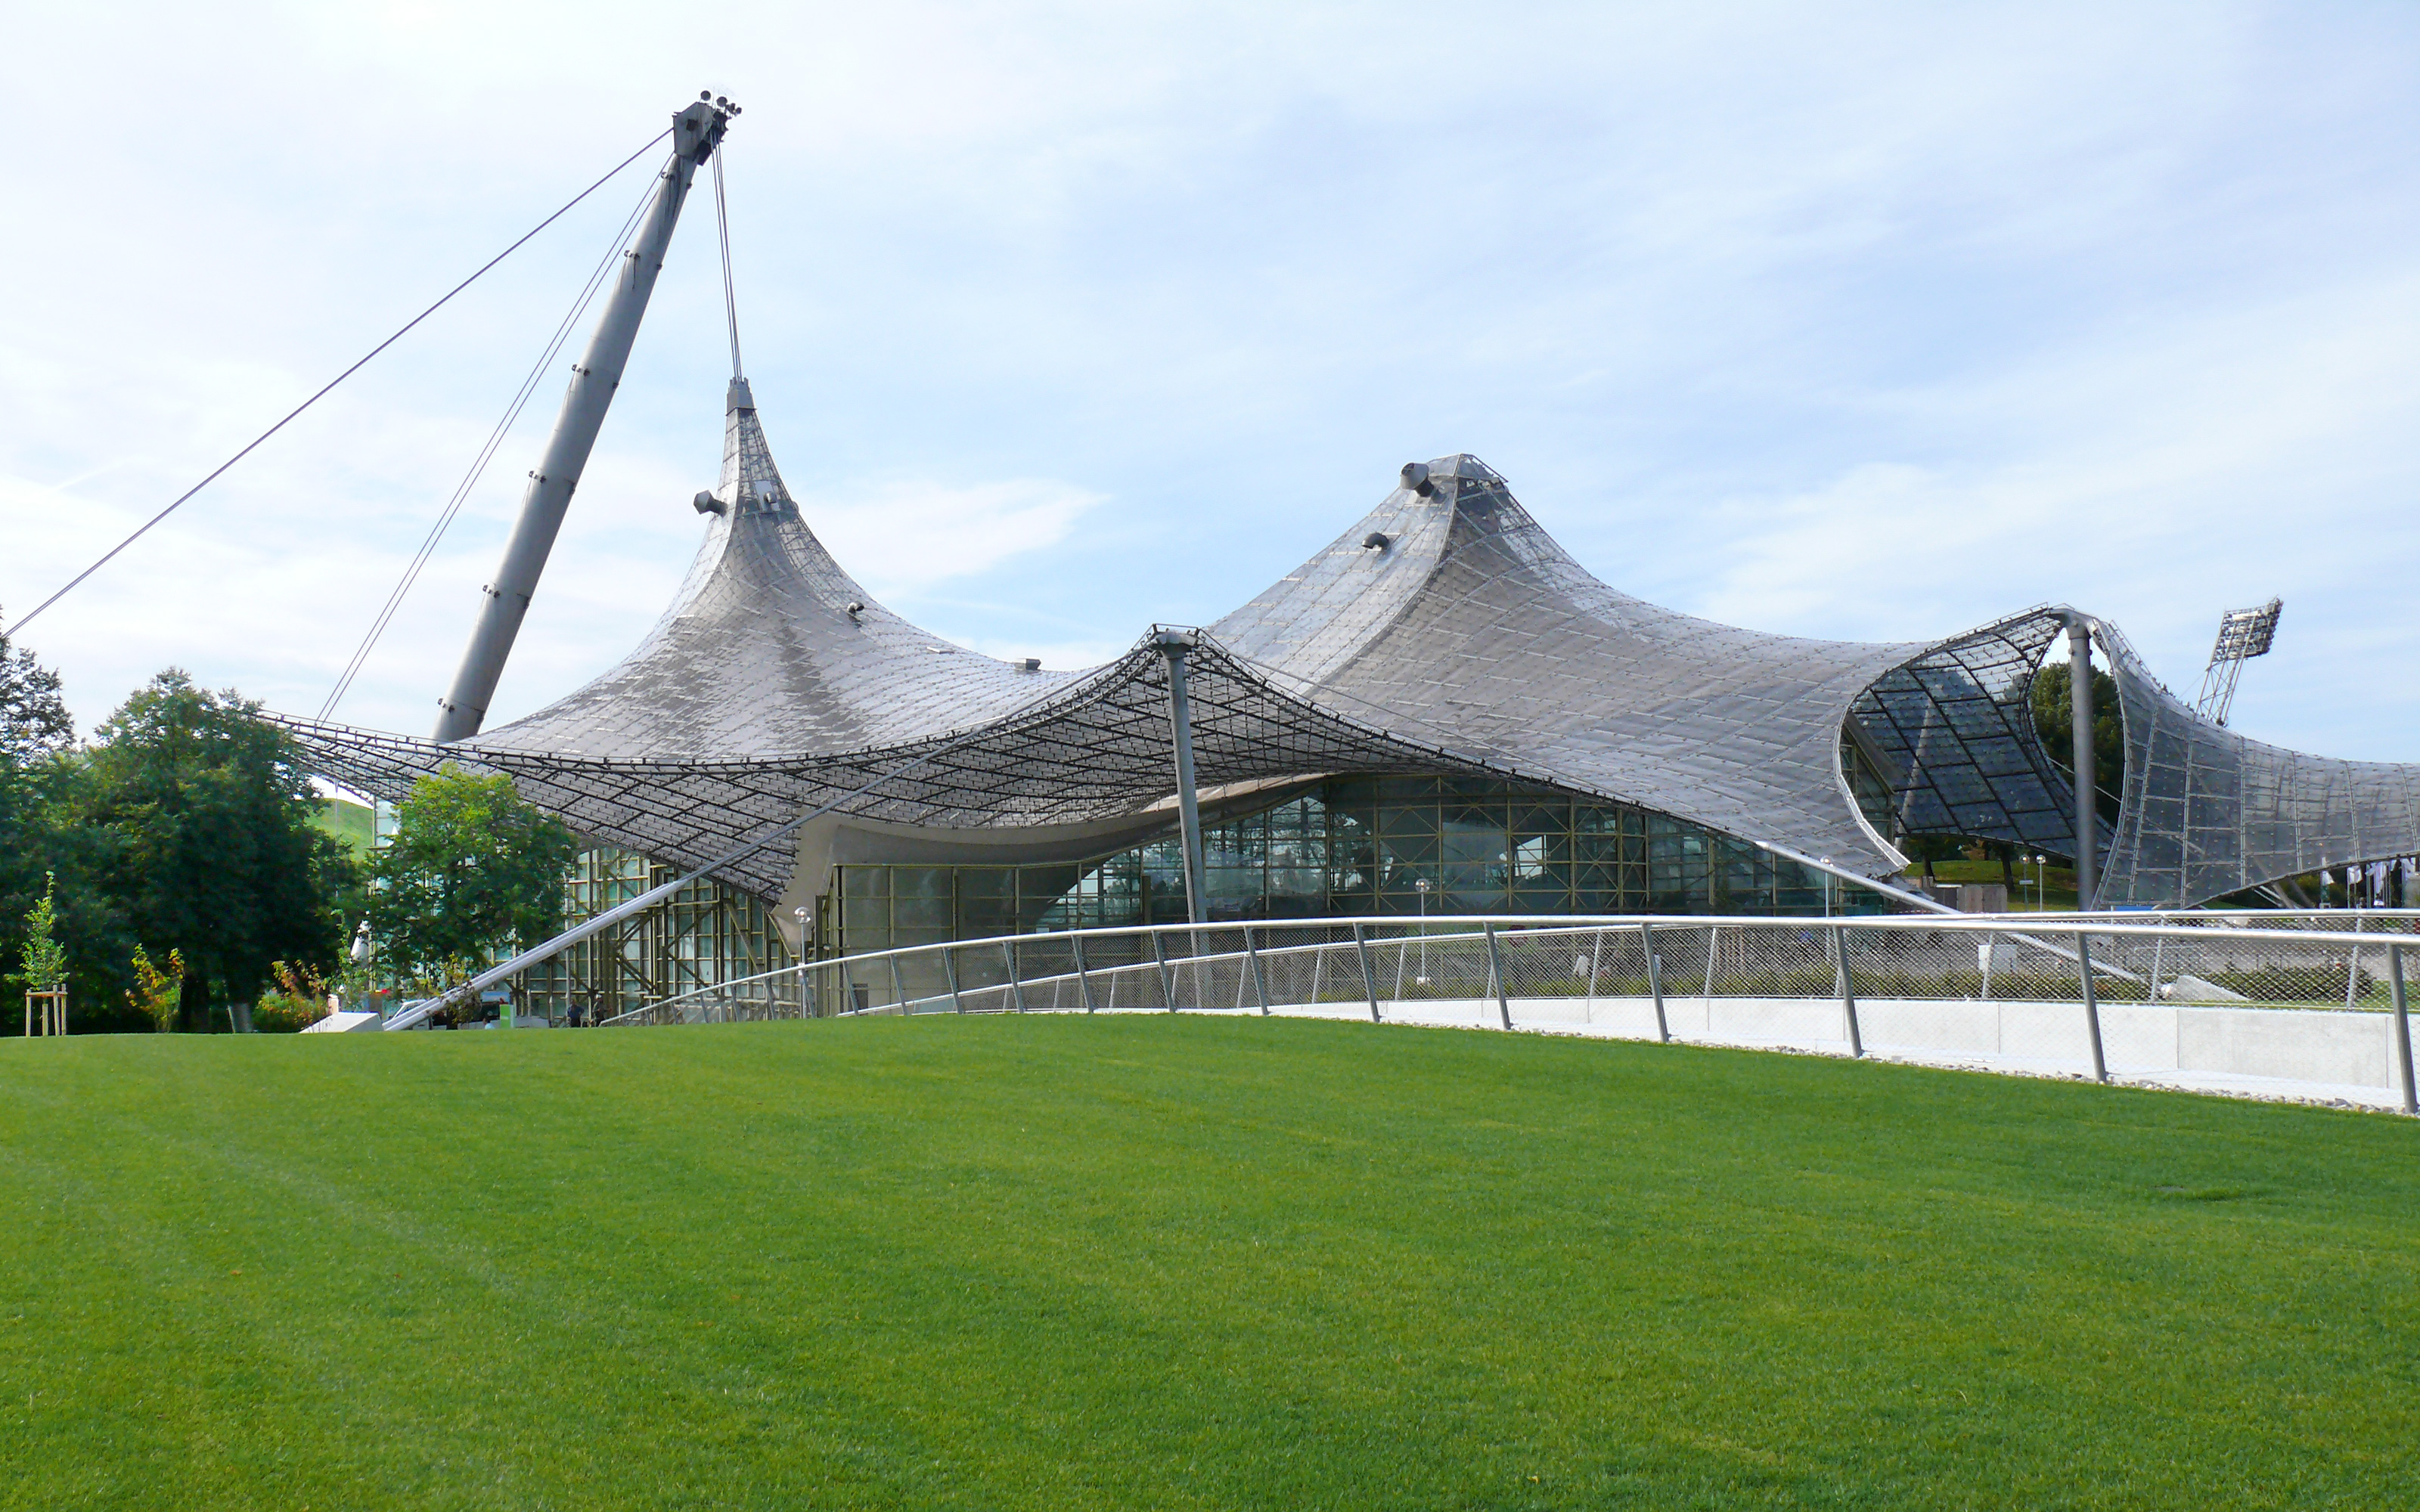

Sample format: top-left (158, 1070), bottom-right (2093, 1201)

top-left (2193, 597), bottom-right (2282, 727)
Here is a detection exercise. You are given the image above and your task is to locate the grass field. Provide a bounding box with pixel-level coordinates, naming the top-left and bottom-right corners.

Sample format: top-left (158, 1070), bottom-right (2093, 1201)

top-left (4, 1017), bottom-right (2415, 1510)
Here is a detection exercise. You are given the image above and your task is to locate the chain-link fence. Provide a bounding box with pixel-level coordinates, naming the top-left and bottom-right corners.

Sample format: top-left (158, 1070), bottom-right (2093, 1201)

top-left (600, 912), bottom-right (2420, 1112)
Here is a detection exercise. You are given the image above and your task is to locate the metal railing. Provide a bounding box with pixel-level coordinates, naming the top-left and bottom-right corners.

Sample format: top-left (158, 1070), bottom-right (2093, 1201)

top-left (596, 912), bottom-right (2420, 1113)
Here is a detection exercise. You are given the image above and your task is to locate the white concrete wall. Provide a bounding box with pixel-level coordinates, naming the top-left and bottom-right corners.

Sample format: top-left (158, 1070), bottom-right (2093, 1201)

top-left (1238, 990), bottom-right (2412, 1107)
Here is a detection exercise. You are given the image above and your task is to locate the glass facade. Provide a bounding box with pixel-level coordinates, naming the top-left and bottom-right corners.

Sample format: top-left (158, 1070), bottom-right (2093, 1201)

top-left (517, 848), bottom-right (793, 1023)
top-left (824, 775), bottom-right (1858, 956)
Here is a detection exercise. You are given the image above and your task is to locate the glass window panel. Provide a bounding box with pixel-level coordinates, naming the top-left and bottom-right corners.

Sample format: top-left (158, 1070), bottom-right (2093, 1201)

top-left (1268, 835), bottom-right (1328, 871)
top-left (956, 867), bottom-right (1013, 899)
top-left (1444, 802), bottom-right (1500, 832)
top-left (893, 897), bottom-right (951, 929)
top-left (1205, 867), bottom-right (1264, 898)
top-left (840, 866), bottom-right (887, 898)
top-left (1510, 803), bottom-right (1568, 838)
top-left (842, 897), bottom-right (890, 931)
top-left (1267, 866), bottom-right (1326, 905)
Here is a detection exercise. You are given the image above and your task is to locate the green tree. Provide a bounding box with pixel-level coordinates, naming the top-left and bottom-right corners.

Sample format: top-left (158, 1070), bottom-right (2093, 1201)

top-left (12, 873), bottom-right (70, 1033)
top-left (126, 945), bottom-right (186, 1033)
top-left (1900, 835), bottom-right (1962, 881)
top-left (0, 615), bottom-right (73, 764)
top-left (2030, 660), bottom-right (2124, 830)
top-left (67, 671), bottom-right (354, 1030)
top-left (369, 765), bottom-right (579, 990)
top-left (0, 620), bottom-right (106, 1032)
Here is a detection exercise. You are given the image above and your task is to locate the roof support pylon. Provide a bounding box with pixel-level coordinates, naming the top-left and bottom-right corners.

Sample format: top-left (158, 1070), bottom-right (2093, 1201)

top-left (1155, 629), bottom-right (1209, 925)
top-left (435, 97), bottom-right (731, 742)
top-left (2068, 614), bottom-right (2098, 909)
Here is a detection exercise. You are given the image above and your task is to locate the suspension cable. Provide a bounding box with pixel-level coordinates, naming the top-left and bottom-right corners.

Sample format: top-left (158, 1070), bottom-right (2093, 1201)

top-left (712, 146), bottom-right (743, 379)
top-left (3, 129), bottom-right (675, 640)
top-left (318, 159), bottom-right (669, 721)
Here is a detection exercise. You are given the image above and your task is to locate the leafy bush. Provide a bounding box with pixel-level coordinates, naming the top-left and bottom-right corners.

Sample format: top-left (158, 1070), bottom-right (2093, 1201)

top-left (251, 992), bottom-right (324, 1033)
top-left (126, 945), bottom-right (185, 1033)
top-left (253, 960), bottom-right (333, 1032)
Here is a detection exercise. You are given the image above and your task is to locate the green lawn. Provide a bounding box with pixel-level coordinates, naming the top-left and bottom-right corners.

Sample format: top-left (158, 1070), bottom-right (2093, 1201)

top-left (312, 795), bottom-right (377, 858)
top-left (3, 1018), bottom-right (2415, 1510)
top-left (1898, 858), bottom-right (2082, 910)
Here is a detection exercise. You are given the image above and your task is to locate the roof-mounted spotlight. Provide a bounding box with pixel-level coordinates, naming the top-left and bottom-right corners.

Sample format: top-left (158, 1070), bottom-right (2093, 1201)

top-left (715, 95), bottom-right (728, 107)
top-left (1020, 658), bottom-right (1042, 672)
top-left (845, 601), bottom-right (866, 621)
top-left (692, 490), bottom-right (725, 516)
top-left (700, 89), bottom-right (712, 101)
top-left (1401, 462), bottom-right (1434, 497)
top-left (1362, 531), bottom-right (1391, 551)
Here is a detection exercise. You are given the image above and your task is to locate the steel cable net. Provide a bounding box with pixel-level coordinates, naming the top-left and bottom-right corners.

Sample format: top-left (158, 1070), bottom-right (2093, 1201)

top-left (604, 912), bottom-right (2420, 1111)
top-left (277, 392), bottom-right (2420, 916)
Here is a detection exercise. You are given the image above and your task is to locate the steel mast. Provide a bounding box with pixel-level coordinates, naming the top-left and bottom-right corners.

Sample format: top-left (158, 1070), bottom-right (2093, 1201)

top-left (434, 94), bottom-right (735, 742)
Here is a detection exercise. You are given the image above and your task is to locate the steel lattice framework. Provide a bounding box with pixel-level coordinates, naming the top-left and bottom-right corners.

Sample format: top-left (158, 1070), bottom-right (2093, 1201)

top-left (273, 387), bottom-right (2420, 912)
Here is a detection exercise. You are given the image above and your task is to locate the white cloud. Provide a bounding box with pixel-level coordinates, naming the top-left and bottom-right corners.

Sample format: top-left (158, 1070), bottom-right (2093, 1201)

top-left (801, 478), bottom-right (1107, 602)
top-left (3, 0), bottom-right (2417, 768)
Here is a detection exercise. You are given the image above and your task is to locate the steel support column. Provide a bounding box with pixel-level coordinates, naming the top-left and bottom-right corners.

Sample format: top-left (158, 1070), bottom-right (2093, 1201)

top-left (1245, 925), bottom-right (1269, 1015)
top-left (1642, 922), bottom-right (1668, 1043)
top-left (1832, 925), bottom-right (1863, 1058)
top-left (1150, 928), bottom-right (1176, 1011)
top-left (2068, 615), bottom-right (2098, 909)
top-left (1485, 922), bottom-right (1512, 1030)
top-left (438, 100), bottom-right (730, 742)
top-left (1153, 629), bottom-right (1209, 925)
top-left (1352, 922), bottom-right (1381, 1023)
top-left (2391, 946), bottom-right (2416, 1116)
top-left (2075, 930), bottom-right (2108, 1083)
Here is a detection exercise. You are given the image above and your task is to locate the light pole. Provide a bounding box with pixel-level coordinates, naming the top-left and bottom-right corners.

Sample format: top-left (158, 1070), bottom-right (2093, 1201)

top-left (348, 919), bottom-right (375, 1021)
top-left (1414, 877), bottom-right (1431, 985)
top-left (794, 906), bottom-right (811, 1018)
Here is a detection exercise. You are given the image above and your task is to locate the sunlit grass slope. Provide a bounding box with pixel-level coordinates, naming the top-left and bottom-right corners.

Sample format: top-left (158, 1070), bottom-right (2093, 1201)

top-left (3, 1017), bottom-right (2415, 1509)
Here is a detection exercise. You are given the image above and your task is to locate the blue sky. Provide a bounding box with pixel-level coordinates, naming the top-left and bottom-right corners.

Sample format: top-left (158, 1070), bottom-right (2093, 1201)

top-left (4, 2), bottom-right (2416, 760)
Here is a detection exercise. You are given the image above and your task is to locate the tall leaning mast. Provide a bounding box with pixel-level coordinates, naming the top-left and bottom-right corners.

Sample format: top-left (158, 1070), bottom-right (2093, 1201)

top-left (434, 93), bottom-right (737, 742)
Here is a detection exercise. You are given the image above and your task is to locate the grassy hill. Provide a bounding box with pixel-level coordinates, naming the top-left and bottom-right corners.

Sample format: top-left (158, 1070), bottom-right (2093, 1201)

top-left (312, 795), bottom-right (377, 858)
top-left (4, 1018), bottom-right (2415, 1508)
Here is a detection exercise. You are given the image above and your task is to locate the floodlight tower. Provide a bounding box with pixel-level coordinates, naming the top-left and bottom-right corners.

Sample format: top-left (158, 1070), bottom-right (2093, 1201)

top-left (435, 94), bottom-right (737, 742)
top-left (2192, 598), bottom-right (2282, 728)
